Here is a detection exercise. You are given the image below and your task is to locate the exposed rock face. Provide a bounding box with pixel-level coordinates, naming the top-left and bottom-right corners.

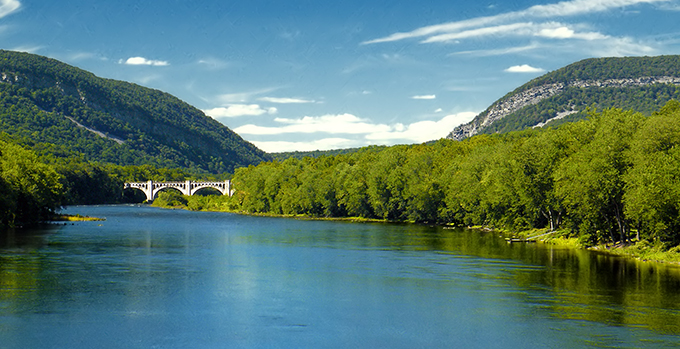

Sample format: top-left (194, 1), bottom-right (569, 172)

top-left (447, 76), bottom-right (680, 140)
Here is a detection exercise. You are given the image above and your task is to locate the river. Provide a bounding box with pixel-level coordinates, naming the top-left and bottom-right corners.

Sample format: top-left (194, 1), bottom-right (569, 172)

top-left (1, 205), bottom-right (680, 348)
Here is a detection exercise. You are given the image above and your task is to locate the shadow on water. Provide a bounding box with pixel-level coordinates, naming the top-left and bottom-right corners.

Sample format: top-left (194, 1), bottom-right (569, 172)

top-left (401, 226), bottom-right (680, 334)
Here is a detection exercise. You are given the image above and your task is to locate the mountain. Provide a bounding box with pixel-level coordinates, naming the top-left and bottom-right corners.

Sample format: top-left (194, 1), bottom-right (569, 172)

top-left (0, 50), bottom-right (270, 173)
top-left (447, 55), bottom-right (680, 140)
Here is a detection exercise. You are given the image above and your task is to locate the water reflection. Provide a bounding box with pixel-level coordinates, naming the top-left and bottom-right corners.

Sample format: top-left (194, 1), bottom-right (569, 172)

top-left (243, 221), bottom-right (680, 334)
top-left (1, 206), bottom-right (680, 347)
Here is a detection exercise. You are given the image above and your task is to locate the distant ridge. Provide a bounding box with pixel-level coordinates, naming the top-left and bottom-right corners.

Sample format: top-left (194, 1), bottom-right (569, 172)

top-left (0, 50), bottom-right (270, 173)
top-left (447, 55), bottom-right (680, 140)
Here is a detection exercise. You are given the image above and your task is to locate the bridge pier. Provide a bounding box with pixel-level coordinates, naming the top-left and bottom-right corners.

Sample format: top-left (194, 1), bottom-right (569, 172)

top-left (124, 180), bottom-right (232, 202)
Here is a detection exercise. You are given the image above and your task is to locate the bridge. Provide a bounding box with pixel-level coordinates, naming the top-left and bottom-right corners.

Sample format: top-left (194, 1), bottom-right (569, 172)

top-left (124, 180), bottom-right (232, 202)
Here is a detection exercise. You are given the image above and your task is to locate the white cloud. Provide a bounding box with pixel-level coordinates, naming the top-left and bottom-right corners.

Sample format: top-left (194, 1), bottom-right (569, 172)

top-left (204, 104), bottom-right (277, 118)
top-left (537, 26), bottom-right (609, 40)
top-left (258, 97), bottom-right (316, 104)
top-left (234, 111), bottom-right (478, 151)
top-left (366, 112), bottom-right (477, 143)
top-left (435, 108), bottom-right (443, 113)
top-left (0, 0), bottom-right (20, 19)
top-left (121, 56), bottom-right (169, 66)
top-left (538, 26), bottom-right (576, 39)
top-left (411, 95), bottom-right (437, 100)
top-left (505, 64), bottom-right (546, 73)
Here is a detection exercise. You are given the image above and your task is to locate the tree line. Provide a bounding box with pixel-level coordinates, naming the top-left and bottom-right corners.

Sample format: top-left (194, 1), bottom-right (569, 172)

top-left (0, 133), bottom-right (229, 227)
top-left (224, 101), bottom-right (680, 248)
top-left (6, 98), bottom-right (680, 251)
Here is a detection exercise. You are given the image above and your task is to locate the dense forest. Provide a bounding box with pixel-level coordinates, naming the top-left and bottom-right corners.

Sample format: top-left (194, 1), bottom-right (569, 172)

top-left (270, 147), bottom-right (367, 161)
top-left (0, 139), bottom-right (62, 227)
top-left (0, 50), bottom-right (270, 174)
top-left (170, 101), bottom-right (680, 249)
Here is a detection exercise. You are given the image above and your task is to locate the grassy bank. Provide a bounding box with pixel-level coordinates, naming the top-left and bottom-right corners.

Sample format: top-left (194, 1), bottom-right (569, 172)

top-left (51, 214), bottom-right (105, 222)
top-left (513, 228), bottom-right (680, 265)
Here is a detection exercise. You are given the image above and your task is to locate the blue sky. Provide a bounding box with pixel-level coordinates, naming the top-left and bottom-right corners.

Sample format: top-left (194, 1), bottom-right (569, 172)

top-left (2, 0), bottom-right (680, 152)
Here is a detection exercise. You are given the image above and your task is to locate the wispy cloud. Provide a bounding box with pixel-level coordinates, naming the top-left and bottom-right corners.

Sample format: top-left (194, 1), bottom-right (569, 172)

top-left (235, 114), bottom-right (390, 135)
top-left (216, 87), bottom-right (280, 104)
top-left (197, 57), bottom-right (230, 70)
top-left (204, 105), bottom-right (277, 118)
top-left (258, 97), bottom-right (316, 104)
top-left (363, 0), bottom-right (669, 44)
top-left (505, 64), bottom-right (545, 73)
top-left (120, 56), bottom-right (170, 66)
top-left (10, 45), bottom-right (42, 53)
top-left (135, 74), bottom-right (163, 84)
top-left (0, 0), bottom-right (21, 19)
top-left (411, 95), bottom-right (436, 100)
top-left (361, 0), bottom-right (666, 58)
top-left (420, 22), bottom-right (612, 44)
top-left (452, 43), bottom-right (541, 57)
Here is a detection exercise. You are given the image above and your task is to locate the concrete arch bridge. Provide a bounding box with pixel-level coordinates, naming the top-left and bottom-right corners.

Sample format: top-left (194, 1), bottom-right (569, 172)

top-left (124, 180), bottom-right (232, 202)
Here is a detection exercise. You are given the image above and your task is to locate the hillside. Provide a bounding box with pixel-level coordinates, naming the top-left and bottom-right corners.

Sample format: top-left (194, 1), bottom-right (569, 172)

top-left (0, 50), bottom-right (270, 173)
top-left (447, 55), bottom-right (680, 140)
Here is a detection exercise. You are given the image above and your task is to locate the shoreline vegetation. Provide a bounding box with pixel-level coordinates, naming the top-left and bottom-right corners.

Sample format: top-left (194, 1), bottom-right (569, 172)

top-left (150, 198), bottom-right (680, 266)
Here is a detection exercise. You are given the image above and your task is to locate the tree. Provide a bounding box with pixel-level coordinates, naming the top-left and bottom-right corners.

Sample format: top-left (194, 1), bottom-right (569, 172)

top-left (0, 140), bottom-right (63, 226)
top-left (624, 100), bottom-right (680, 244)
top-left (555, 109), bottom-right (643, 243)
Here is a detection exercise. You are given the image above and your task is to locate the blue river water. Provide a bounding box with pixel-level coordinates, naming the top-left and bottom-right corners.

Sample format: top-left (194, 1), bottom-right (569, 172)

top-left (2, 205), bottom-right (680, 348)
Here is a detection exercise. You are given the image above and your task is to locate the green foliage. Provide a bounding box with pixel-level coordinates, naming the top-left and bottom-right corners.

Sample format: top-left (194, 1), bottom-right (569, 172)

top-left (269, 147), bottom-right (367, 161)
top-left (0, 140), bottom-right (62, 226)
top-left (624, 100), bottom-right (680, 245)
top-left (152, 190), bottom-right (188, 208)
top-left (226, 101), bottom-right (680, 250)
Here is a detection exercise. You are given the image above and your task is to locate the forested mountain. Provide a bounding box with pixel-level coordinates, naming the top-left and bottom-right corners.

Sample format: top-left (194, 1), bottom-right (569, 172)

top-left (447, 55), bottom-right (680, 140)
top-left (0, 50), bottom-right (270, 173)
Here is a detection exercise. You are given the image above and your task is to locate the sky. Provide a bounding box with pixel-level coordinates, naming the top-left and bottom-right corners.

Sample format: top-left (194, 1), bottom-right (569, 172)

top-left (1, 0), bottom-right (680, 152)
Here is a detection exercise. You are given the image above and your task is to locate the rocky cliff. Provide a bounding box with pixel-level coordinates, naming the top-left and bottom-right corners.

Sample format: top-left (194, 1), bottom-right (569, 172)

top-left (447, 56), bottom-right (680, 140)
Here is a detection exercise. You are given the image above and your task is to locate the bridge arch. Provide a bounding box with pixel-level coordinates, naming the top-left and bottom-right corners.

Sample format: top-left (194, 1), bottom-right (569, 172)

top-left (124, 180), bottom-right (232, 202)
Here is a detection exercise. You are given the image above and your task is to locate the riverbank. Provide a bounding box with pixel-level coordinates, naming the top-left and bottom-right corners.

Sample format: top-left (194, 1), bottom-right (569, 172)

top-left (149, 198), bottom-right (680, 266)
top-left (50, 214), bottom-right (105, 222)
top-left (512, 227), bottom-right (680, 265)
